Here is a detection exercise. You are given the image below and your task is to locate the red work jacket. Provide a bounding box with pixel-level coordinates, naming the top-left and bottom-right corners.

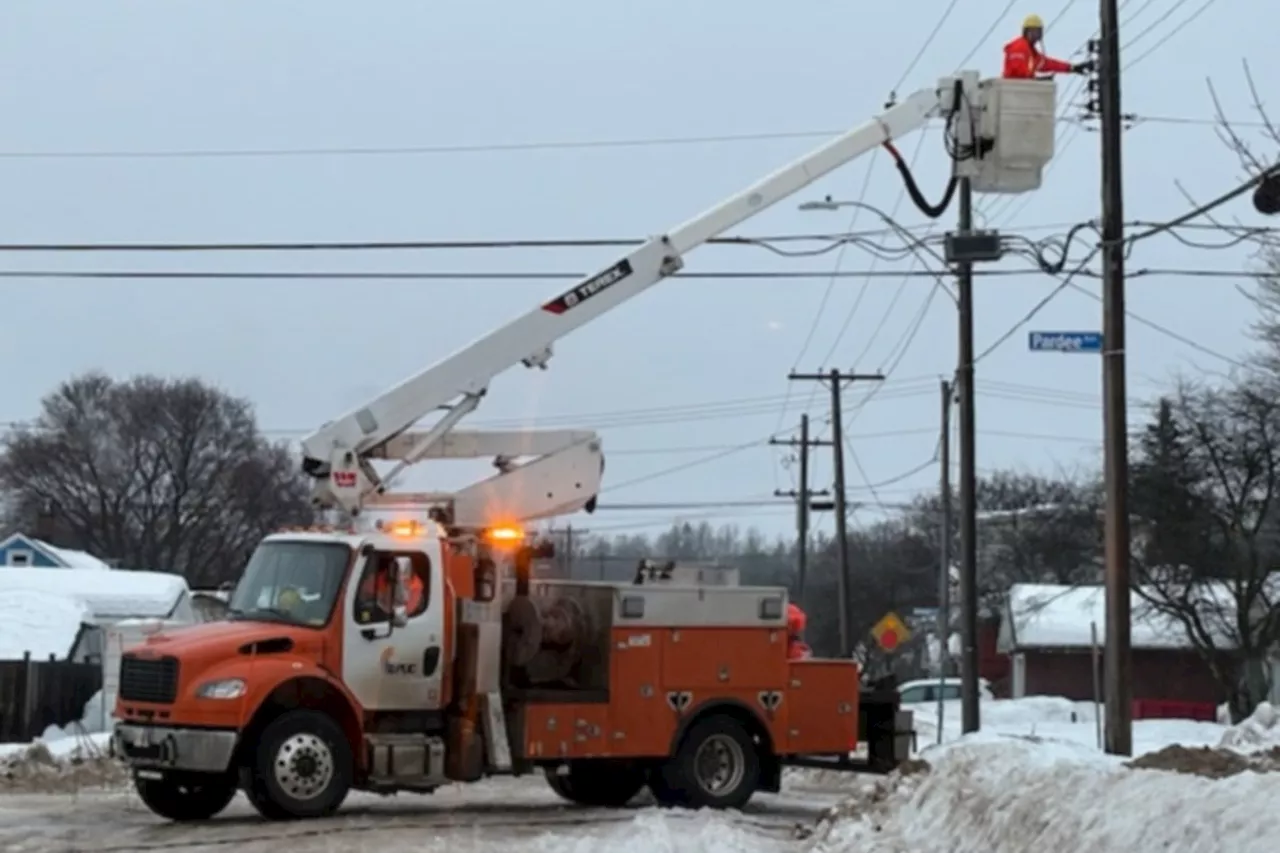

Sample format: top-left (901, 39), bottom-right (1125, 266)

top-left (1002, 36), bottom-right (1072, 79)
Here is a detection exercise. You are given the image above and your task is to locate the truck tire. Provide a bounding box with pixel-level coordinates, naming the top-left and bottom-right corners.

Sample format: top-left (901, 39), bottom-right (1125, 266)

top-left (543, 762), bottom-right (646, 807)
top-left (246, 710), bottom-right (352, 820)
top-left (656, 715), bottom-right (760, 810)
top-left (134, 773), bottom-right (237, 822)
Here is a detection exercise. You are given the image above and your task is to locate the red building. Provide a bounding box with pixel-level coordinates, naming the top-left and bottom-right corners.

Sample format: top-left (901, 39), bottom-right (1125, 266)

top-left (996, 583), bottom-right (1230, 713)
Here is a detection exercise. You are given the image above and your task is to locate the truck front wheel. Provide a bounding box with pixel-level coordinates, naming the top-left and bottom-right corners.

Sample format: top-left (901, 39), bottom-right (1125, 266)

top-left (246, 710), bottom-right (352, 820)
top-left (134, 772), bottom-right (237, 822)
top-left (655, 715), bottom-right (761, 810)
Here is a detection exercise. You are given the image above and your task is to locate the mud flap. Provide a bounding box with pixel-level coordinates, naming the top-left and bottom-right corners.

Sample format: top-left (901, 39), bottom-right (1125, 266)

top-left (481, 690), bottom-right (513, 772)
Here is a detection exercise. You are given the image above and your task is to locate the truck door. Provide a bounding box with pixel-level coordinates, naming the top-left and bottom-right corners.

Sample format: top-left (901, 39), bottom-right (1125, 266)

top-left (341, 546), bottom-right (445, 712)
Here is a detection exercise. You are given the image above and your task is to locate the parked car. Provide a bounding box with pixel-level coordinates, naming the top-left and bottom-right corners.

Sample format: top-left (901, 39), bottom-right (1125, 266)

top-left (897, 677), bottom-right (993, 705)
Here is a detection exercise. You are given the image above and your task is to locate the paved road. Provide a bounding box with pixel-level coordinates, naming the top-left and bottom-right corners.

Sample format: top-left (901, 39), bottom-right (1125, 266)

top-left (0, 776), bottom-right (846, 852)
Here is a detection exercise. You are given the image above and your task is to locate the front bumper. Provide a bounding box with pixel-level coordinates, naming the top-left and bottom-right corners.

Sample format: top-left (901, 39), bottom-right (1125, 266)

top-left (113, 724), bottom-right (238, 774)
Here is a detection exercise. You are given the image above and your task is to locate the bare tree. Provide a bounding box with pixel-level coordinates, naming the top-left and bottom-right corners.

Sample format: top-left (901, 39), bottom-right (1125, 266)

top-left (908, 470), bottom-right (1104, 611)
top-left (0, 372), bottom-right (316, 586)
top-left (1130, 379), bottom-right (1280, 718)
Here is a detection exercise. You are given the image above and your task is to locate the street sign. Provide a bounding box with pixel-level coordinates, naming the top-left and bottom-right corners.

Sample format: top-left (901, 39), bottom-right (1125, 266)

top-left (871, 611), bottom-right (910, 652)
top-left (1028, 331), bottom-right (1102, 353)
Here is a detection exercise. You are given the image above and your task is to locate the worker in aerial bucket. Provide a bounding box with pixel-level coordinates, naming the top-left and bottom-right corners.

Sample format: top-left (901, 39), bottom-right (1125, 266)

top-left (1003, 14), bottom-right (1094, 79)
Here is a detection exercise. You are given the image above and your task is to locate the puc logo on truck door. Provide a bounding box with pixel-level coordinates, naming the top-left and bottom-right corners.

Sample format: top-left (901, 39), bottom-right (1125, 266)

top-left (379, 646), bottom-right (417, 676)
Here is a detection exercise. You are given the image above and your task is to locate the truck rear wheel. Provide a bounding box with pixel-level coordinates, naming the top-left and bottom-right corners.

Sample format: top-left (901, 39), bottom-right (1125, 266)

top-left (134, 772), bottom-right (237, 822)
top-left (656, 715), bottom-right (760, 810)
top-left (246, 710), bottom-right (352, 820)
top-left (543, 762), bottom-right (646, 807)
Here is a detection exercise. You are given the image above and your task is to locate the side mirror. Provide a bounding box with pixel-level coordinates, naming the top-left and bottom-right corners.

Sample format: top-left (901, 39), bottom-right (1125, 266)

top-left (391, 558), bottom-right (412, 628)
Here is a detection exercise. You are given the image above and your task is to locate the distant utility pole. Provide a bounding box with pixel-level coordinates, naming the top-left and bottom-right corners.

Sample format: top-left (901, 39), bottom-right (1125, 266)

top-left (544, 525), bottom-right (584, 579)
top-left (770, 413), bottom-right (831, 600)
top-left (1099, 0), bottom-right (1133, 757)
top-left (787, 369), bottom-right (884, 655)
top-left (942, 384), bottom-right (952, 645)
top-left (936, 380), bottom-right (954, 737)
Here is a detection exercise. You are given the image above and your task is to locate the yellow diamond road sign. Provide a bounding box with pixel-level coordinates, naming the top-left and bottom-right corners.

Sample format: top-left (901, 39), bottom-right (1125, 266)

top-left (871, 611), bottom-right (910, 652)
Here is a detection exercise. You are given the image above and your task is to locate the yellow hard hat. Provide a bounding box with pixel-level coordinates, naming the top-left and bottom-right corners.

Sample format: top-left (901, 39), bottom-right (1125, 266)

top-left (1023, 14), bottom-right (1044, 28)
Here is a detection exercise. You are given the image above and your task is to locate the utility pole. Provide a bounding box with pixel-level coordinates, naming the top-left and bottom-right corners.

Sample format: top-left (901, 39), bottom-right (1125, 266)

top-left (937, 79), bottom-right (1007, 735)
top-left (1099, 0), bottom-right (1133, 756)
top-left (770, 413), bottom-right (831, 600)
top-left (951, 177), bottom-right (981, 735)
top-left (565, 524), bottom-right (575, 578)
top-left (936, 379), bottom-right (954, 741)
top-left (787, 370), bottom-right (884, 655)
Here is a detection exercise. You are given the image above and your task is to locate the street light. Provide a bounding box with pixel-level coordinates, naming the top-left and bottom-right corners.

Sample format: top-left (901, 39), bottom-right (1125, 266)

top-left (797, 196), bottom-right (842, 212)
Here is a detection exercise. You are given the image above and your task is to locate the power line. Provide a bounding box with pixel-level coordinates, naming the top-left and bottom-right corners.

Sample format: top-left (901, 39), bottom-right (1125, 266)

top-left (0, 230), bottom-right (934, 254)
top-left (0, 112), bottom-right (1242, 163)
top-left (1122, 0), bottom-right (1222, 70)
top-left (0, 218), bottom-right (1257, 255)
top-left (0, 130), bottom-right (847, 161)
top-left (0, 265), bottom-right (1269, 283)
top-left (0, 268), bottom-right (1047, 281)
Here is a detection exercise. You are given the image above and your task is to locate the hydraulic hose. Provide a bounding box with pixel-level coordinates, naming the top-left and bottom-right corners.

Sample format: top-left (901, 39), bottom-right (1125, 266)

top-left (883, 140), bottom-right (957, 219)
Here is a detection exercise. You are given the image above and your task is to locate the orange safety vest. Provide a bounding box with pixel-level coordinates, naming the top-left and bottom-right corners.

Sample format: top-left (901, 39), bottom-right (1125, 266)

top-left (360, 566), bottom-right (423, 613)
top-left (786, 603), bottom-right (812, 660)
top-left (1002, 36), bottom-right (1073, 79)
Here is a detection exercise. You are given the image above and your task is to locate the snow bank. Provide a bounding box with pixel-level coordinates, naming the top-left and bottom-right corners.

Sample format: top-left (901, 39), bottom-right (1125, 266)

top-left (1219, 701), bottom-right (1280, 753)
top-left (0, 588), bottom-right (93, 661)
top-left (811, 736), bottom-right (1280, 853)
top-left (0, 732), bottom-right (123, 793)
top-left (0, 566), bottom-right (186, 620)
top-left (910, 695), bottom-right (1227, 756)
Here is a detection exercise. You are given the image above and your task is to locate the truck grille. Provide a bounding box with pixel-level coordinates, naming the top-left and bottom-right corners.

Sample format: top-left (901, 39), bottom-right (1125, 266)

top-left (118, 655), bottom-right (179, 704)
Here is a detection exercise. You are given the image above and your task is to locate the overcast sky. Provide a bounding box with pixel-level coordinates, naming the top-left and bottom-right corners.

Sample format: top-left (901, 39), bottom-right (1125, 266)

top-left (0, 0), bottom-right (1268, 540)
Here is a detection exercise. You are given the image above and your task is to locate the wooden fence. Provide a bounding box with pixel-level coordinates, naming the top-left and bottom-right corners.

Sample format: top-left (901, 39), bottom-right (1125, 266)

top-left (0, 654), bottom-right (103, 743)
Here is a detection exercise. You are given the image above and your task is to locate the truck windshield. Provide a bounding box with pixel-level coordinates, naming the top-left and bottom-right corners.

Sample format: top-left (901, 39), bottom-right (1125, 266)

top-left (227, 541), bottom-right (351, 627)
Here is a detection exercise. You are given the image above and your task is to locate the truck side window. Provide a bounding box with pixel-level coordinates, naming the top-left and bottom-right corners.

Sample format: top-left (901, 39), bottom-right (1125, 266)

top-left (352, 552), bottom-right (432, 624)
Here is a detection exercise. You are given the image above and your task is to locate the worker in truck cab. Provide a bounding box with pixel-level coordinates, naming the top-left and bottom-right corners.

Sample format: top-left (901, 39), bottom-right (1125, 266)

top-left (1003, 14), bottom-right (1093, 79)
top-left (355, 555), bottom-right (424, 623)
top-left (786, 603), bottom-right (812, 660)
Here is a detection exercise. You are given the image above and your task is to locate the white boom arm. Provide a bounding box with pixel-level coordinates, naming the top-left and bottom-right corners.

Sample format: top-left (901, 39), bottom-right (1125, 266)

top-left (302, 73), bottom-right (1053, 525)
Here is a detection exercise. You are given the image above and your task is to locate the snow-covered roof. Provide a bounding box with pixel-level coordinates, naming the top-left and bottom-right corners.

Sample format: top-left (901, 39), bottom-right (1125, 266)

top-left (0, 533), bottom-right (113, 570)
top-left (0, 567), bottom-right (189, 620)
top-left (0, 589), bottom-right (94, 661)
top-left (36, 541), bottom-right (112, 571)
top-left (999, 583), bottom-right (1238, 652)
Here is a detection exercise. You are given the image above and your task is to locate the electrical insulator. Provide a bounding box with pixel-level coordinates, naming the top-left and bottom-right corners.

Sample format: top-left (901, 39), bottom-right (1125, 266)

top-left (1254, 174), bottom-right (1280, 215)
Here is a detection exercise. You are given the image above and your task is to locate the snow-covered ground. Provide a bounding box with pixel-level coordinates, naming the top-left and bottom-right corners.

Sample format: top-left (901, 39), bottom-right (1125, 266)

top-left (810, 700), bottom-right (1280, 853)
top-left (2, 695), bottom-right (1278, 851)
top-left (0, 776), bottom-right (830, 852)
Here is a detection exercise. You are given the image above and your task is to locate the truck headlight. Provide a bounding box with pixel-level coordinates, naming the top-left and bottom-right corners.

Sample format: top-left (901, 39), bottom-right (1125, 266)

top-left (195, 678), bottom-right (246, 700)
